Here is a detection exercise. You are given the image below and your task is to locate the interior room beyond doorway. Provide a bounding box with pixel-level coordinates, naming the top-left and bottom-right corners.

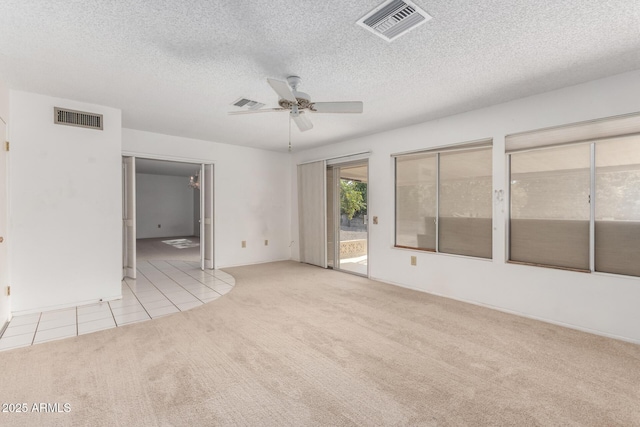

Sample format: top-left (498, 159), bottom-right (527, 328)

top-left (135, 158), bottom-right (203, 263)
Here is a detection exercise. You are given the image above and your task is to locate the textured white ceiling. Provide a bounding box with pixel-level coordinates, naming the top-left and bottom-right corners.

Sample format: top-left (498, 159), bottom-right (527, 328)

top-left (1, 1), bottom-right (639, 152)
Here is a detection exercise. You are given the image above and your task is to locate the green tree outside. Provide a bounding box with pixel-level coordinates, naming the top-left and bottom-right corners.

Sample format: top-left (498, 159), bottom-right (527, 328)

top-left (340, 180), bottom-right (367, 219)
top-left (354, 182), bottom-right (367, 215)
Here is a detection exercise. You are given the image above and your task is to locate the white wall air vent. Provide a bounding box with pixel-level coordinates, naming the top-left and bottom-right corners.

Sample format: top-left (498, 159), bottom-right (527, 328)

top-left (356, 0), bottom-right (432, 42)
top-left (54, 107), bottom-right (103, 130)
top-left (231, 98), bottom-right (265, 110)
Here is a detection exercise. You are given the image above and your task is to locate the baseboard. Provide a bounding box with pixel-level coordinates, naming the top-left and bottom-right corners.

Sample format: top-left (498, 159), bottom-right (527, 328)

top-left (370, 275), bottom-right (640, 346)
top-left (0, 319), bottom-right (9, 338)
top-left (11, 294), bottom-right (122, 317)
top-left (217, 258), bottom-right (292, 270)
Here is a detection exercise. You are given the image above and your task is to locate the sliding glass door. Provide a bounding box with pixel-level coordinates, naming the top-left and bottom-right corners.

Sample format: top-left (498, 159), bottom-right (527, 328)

top-left (327, 161), bottom-right (369, 276)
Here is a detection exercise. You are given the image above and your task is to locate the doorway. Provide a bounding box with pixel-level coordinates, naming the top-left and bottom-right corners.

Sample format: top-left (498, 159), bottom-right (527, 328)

top-left (122, 156), bottom-right (214, 279)
top-left (327, 161), bottom-right (368, 276)
top-left (0, 115), bottom-right (9, 327)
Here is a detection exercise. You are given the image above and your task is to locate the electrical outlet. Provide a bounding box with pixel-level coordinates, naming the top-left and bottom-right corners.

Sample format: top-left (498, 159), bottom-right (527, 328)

top-left (264, 239), bottom-right (268, 246)
top-left (242, 240), bottom-right (246, 248)
top-left (411, 256), bottom-right (417, 266)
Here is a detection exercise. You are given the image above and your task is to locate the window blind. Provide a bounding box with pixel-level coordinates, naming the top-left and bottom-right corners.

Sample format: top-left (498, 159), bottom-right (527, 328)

top-left (594, 135), bottom-right (640, 277)
top-left (505, 112), bottom-right (640, 153)
top-left (392, 138), bottom-right (492, 158)
top-left (509, 145), bottom-right (591, 270)
top-left (439, 149), bottom-right (492, 258)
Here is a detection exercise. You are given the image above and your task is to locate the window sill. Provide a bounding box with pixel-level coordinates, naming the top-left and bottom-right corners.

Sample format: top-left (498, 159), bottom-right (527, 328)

top-left (393, 245), bottom-right (492, 262)
top-left (506, 260), bottom-right (590, 273)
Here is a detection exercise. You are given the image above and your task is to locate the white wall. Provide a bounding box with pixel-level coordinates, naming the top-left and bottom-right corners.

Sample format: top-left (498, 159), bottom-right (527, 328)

top-left (123, 129), bottom-right (291, 268)
top-left (136, 173), bottom-right (194, 239)
top-left (0, 79), bottom-right (10, 325)
top-left (9, 91), bottom-right (122, 314)
top-left (291, 70), bottom-right (640, 344)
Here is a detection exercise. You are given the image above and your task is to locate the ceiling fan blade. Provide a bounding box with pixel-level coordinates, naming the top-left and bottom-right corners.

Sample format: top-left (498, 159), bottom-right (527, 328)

top-left (311, 101), bottom-right (363, 114)
top-left (267, 78), bottom-right (297, 103)
top-left (291, 111), bottom-right (313, 132)
top-left (228, 108), bottom-right (286, 115)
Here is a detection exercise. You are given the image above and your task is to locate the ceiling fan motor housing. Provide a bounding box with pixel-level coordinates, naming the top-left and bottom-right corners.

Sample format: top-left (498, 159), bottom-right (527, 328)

top-left (278, 75), bottom-right (313, 110)
top-left (279, 96), bottom-right (311, 110)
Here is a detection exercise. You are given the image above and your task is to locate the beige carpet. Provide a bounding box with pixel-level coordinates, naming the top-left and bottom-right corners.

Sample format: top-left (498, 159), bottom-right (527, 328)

top-left (1, 261), bottom-right (639, 426)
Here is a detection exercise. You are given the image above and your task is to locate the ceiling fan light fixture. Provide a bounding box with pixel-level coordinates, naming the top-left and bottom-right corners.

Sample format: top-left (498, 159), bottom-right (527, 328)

top-left (291, 111), bottom-right (313, 132)
top-left (229, 75), bottom-right (363, 144)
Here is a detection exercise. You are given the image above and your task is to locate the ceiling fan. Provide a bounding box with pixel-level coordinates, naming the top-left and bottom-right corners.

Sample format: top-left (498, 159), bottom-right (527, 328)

top-left (229, 76), bottom-right (363, 133)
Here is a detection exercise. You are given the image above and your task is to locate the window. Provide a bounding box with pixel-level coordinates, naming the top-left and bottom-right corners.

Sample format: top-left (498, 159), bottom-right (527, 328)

top-left (510, 144), bottom-right (591, 270)
top-left (395, 142), bottom-right (492, 258)
top-left (395, 153), bottom-right (437, 250)
top-left (595, 136), bottom-right (640, 277)
top-left (507, 112), bottom-right (640, 277)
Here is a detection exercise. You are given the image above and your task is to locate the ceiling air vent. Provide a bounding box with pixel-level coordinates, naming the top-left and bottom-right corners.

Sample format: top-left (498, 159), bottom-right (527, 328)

top-left (231, 98), bottom-right (265, 110)
top-left (356, 0), bottom-right (432, 42)
top-left (54, 107), bottom-right (103, 130)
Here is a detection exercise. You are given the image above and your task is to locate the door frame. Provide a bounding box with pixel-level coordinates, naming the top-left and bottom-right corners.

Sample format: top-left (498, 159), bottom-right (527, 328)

top-left (122, 156), bottom-right (137, 278)
top-left (0, 115), bottom-right (9, 329)
top-left (121, 152), bottom-right (216, 272)
top-left (200, 163), bottom-right (214, 270)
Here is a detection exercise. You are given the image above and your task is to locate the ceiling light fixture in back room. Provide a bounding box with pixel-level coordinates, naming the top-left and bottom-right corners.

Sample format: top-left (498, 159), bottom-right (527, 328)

top-left (188, 170), bottom-right (200, 190)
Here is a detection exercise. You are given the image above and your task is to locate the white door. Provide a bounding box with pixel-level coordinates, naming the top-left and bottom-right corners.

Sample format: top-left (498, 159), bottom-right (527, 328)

top-left (122, 156), bottom-right (136, 279)
top-left (200, 164), bottom-right (214, 270)
top-left (0, 117), bottom-right (9, 325)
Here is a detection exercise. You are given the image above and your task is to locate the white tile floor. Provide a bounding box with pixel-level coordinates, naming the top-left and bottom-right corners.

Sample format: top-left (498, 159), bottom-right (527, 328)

top-left (0, 260), bottom-right (236, 352)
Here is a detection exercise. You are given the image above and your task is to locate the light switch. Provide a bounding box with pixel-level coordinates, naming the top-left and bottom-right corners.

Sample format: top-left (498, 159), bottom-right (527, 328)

top-left (373, 216), bottom-right (378, 225)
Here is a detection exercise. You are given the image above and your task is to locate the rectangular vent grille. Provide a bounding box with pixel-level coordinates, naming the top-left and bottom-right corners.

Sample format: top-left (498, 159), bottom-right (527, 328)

top-left (357, 0), bottom-right (432, 42)
top-left (54, 107), bottom-right (103, 130)
top-left (231, 98), bottom-right (265, 110)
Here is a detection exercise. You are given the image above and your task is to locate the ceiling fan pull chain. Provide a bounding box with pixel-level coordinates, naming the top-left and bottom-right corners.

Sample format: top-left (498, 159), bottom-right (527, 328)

top-left (288, 114), bottom-right (292, 152)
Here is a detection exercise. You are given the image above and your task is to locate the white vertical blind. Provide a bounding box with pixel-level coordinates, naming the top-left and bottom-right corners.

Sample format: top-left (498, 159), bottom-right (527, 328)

top-left (298, 161), bottom-right (326, 267)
